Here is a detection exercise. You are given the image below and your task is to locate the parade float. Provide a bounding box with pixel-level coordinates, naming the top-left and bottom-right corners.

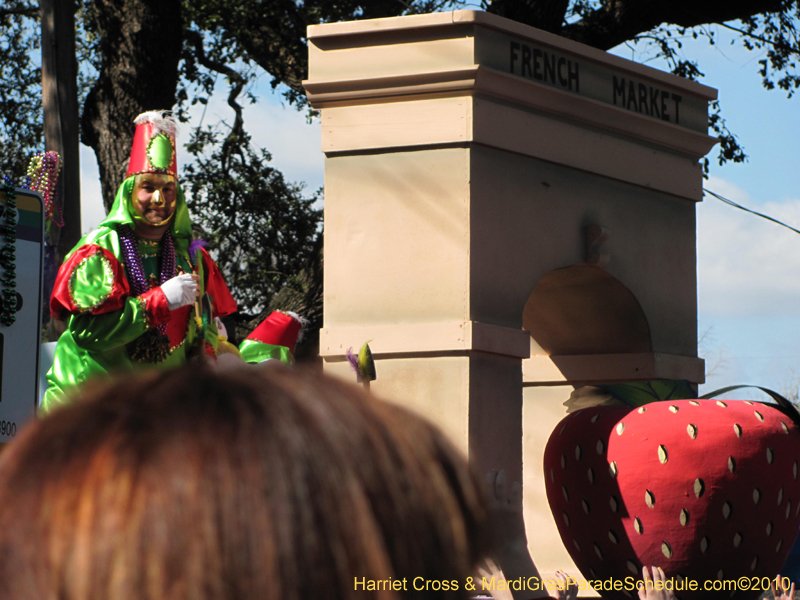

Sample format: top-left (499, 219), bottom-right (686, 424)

top-left (304, 9), bottom-right (798, 595)
top-left (1, 7), bottom-right (796, 596)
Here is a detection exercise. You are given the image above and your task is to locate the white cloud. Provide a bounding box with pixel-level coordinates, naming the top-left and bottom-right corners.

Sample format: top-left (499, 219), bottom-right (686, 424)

top-left (698, 176), bottom-right (800, 317)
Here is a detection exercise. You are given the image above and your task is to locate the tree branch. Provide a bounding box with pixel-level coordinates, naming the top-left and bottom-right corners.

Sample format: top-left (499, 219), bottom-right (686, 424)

top-left (184, 30), bottom-right (245, 174)
top-left (0, 7), bottom-right (38, 20)
top-left (486, 0), bottom-right (571, 34)
top-left (559, 0), bottom-right (787, 50)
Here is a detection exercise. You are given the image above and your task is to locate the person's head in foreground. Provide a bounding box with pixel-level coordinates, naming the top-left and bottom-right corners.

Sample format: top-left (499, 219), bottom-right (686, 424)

top-left (0, 366), bottom-right (487, 600)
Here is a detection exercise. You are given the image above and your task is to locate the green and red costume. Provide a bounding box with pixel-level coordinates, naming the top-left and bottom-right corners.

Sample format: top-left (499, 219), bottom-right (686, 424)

top-left (43, 177), bottom-right (236, 411)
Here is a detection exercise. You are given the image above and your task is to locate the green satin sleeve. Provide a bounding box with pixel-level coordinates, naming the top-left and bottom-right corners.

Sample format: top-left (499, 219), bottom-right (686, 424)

top-left (70, 296), bottom-right (150, 352)
top-left (69, 250), bottom-right (116, 311)
top-left (239, 339), bottom-right (293, 364)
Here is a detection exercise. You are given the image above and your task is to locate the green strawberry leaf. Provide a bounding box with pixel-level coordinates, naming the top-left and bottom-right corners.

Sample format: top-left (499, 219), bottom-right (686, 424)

top-left (597, 379), bottom-right (696, 407)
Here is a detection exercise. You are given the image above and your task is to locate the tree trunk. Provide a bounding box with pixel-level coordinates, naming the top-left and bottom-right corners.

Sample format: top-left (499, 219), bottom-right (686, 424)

top-left (81, 0), bottom-right (182, 212)
top-left (41, 0), bottom-right (81, 338)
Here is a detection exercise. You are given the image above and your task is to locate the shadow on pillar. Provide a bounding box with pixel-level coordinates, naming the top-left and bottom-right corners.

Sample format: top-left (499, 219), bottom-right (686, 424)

top-left (523, 264), bottom-right (652, 358)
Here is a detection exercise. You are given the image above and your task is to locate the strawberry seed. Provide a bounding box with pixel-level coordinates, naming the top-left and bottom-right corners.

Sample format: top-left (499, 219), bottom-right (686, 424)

top-left (687, 424), bottom-right (697, 439)
top-left (722, 502), bottom-right (732, 519)
top-left (662, 541), bottom-right (673, 558)
top-left (700, 536), bottom-right (709, 553)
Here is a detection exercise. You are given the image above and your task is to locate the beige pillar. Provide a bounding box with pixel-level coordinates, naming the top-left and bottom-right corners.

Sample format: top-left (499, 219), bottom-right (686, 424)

top-left (305, 10), bottom-right (715, 582)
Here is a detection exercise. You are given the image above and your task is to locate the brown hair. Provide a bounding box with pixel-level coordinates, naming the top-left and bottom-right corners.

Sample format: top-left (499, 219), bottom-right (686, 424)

top-left (0, 365), bottom-right (487, 600)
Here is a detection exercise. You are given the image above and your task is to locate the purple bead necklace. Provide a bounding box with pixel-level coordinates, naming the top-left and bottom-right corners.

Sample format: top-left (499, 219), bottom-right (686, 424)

top-left (119, 225), bottom-right (176, 336)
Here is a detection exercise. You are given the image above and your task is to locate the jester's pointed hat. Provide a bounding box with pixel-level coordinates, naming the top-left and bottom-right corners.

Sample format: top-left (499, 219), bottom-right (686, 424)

top-left (126, 111), bottom-right (178, 179)
top-left (249, 311), bottom-right (303, 354)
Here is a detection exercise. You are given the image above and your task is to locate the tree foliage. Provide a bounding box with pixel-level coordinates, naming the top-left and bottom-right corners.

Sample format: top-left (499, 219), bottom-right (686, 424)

top-left (0, 2), bottom-right (42, 183)
top-left (181, 125), bottom-right (321, 319)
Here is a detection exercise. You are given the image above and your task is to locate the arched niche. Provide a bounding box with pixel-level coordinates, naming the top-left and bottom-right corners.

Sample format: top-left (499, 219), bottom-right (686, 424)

top-left (523, 264), bottom-right (652, 356)
top-left (522, 265), bottom-right (703, 385)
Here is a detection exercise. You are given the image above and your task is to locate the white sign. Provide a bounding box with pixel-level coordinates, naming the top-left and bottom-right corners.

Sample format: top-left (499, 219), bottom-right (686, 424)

top-left (0, 187), bottom-right (43, 441)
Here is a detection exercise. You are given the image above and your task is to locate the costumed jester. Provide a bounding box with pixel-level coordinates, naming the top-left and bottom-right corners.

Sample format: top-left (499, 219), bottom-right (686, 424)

top-left (42, 111), bottom-right (237, 411)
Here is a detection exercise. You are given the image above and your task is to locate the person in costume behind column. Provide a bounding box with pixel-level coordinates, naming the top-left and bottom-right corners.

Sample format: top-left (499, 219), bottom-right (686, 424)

top-left (216, 311), bottom-right (306, 370)
top-left (240, 311), bottom-right (305, 364)
top-left (43, 111), bottom-right (237, 411)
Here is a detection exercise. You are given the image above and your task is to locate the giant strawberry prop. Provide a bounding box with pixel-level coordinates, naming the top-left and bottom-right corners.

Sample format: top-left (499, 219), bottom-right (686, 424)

top-left (543, 384), bottom-right (800, 600)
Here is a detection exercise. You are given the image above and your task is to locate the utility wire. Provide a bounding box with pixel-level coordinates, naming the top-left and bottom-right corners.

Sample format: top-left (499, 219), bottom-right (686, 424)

top-left (703, 187), bottom-right (800, 236)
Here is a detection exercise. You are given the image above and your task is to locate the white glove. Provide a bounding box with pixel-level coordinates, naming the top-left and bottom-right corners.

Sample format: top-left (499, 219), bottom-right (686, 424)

top-left (160, 274), bottom-right (199, 311)
top-left (215, 317), bottom-right (227, 340)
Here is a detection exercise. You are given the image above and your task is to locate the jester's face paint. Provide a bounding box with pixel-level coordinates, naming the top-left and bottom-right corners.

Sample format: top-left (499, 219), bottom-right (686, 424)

top-left (131, 173), bottom-right (176, 229)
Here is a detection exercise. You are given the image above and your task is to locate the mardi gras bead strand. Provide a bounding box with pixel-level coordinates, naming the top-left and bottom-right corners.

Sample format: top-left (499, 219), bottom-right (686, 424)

top-left (26, 152), bottom-right (63, 227)
top-left (118, 225), bottom-right (175, 337)
top-left (0, 185), bottom-right (18, 326)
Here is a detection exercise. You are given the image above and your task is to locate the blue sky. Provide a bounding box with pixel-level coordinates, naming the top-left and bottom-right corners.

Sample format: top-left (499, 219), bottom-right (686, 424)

top-left (79, 20), bottom-right (800, 399)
